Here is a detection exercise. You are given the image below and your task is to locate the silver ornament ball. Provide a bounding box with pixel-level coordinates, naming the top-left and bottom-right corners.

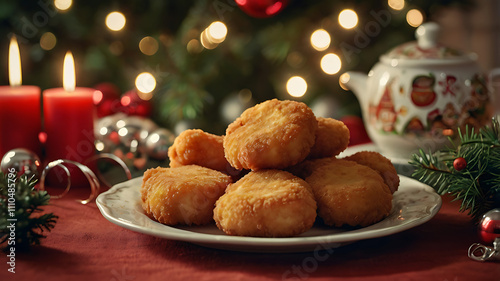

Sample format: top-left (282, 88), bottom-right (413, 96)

top-left (121, 115), bottom-right (158, 145)
top-left (95, 113), bottom-right (124, 141)
top-left (145, 128), bottom-right (176, 160)
top-left (0, 148), bottom-right (41, 179)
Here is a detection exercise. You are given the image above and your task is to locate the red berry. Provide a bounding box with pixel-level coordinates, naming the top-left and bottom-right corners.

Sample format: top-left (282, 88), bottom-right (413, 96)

top-left (453, 157), bottom-right (467, 171)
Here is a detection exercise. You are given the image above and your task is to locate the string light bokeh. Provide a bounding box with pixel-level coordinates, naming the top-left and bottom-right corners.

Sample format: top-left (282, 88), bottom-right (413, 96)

top-left (338, 9), bottom-right (358, 29)
top-left (286, 76), bottom-right (308, 98)
top-left (310, 29), bottom-right (331, 51)
top-left (54, 0), bottom-right (72, 11)
top-left (406, 9), bottom-right (424, 27)
top-left (321, 53), bottom-right (342, 75)
top-left (105, 12), bottom-right (126, 31)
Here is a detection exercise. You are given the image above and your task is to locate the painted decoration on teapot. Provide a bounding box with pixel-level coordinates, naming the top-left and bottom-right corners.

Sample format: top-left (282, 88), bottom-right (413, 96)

top-left (368, 72), bottom-right (492, 139)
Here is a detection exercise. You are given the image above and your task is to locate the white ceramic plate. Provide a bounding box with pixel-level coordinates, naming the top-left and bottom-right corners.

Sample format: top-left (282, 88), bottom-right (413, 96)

top-left (96, 175), bottom-right (441, 253)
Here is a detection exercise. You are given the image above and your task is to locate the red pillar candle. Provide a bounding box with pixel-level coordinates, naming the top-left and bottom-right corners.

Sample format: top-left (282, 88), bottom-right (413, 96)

top-left (0, 86), bottom-right (42, 158)
top-left (43, 87), bottom-right (96, 162)
top-left (0, 37), bottom-right (42, 158)
top-left (42, 52), bottom-right (96, 185)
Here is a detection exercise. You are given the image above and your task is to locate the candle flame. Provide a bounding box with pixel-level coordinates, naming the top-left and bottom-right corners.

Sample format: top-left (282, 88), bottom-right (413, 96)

top-left (63, 51), bottom-right (75, 92)
top-left (9, 36), bottom-right (22, 87)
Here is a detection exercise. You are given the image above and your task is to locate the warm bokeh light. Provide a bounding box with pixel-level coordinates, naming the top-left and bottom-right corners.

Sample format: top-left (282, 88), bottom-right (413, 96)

top-left (338, 9), bottom-right (358, 29)
top-left (40, 32), bottom-right (57, 50)
top-left (406, 9), bottom-right (424, 27)
top-left (200, 30), bottom-right (218, 50)
top-left (93, 90), bottom-right (103, 104)
top-left (286, 76), bottom-right (308, 98)
top-left (106, 12), bottom-right (126, 31)
top-left (320, 53), bottom-right (342, 75)
top-left (339, 73), bottom-right (350, 91)
top-left (109, 41), bottom-right (124, 55)
top-left (186, 39), bottom-right (203, 54)
top-left (139, 36), bottom-right (159, 56)
top-left (137, 91), bottom-right (153, 101)
top-left (238, 88), bottom-right (253, 103)
top-left (9, 36), bottom-right (21, 86)
top-left (118, 127), bottom-right (128, 137)
top-left (388, 0), bottom-right (405, 11)
top-left (135, 72), bottom-right (156, 94)
top-left (95, 141), bottom-right (105, 152)
top-left (287, 52), bottom-right (305, 68)
top-left (310, 29), bottom-right (331, 51)
top-left (207, 21), bottom-right (227, 43)
top-left (63, 51), bottom-right (75, 92)
top-left (54, 0), bottom-right (72, 11)
top-left (120, 96), bottom-right (131, 107)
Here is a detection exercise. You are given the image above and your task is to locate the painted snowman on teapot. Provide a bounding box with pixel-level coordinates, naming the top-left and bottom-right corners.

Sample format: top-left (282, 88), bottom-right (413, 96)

top-left (341, 22), bottom-right (496, 158)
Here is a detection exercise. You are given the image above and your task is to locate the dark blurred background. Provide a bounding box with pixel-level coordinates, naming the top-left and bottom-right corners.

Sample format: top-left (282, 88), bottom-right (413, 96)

top-left (2, 0), bottom-right (498, 135)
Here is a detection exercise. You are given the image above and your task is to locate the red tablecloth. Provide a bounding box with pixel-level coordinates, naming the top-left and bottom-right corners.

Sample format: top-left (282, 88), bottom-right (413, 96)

top-left (3, 186), bottom-right (500, 281)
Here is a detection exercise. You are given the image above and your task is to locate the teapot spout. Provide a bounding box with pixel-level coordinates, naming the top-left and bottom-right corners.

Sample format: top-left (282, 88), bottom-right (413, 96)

top-left (340, 71), bottom-right (368, 106)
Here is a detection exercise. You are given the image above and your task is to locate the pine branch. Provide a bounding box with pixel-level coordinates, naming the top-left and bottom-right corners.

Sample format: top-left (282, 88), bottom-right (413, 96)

top-left (410, 118), bottom-right (500, 222)
top-left (0, 172), bottom-right (58, 250)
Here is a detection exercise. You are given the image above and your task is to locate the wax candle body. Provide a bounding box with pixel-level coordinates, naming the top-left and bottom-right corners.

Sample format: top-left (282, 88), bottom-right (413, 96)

top-left (0, 85), bottom-right (42, 158)
top-left (43, 88), bottom-right (96, 185)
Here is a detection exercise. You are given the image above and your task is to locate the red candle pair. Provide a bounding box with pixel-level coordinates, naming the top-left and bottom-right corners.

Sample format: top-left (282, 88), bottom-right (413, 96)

top-left (0, 37), bottom-right (96, 185)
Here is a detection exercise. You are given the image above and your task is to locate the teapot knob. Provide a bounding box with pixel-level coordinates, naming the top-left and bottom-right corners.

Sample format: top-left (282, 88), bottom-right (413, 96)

top-left (415, 22), bottom-right (440, 49)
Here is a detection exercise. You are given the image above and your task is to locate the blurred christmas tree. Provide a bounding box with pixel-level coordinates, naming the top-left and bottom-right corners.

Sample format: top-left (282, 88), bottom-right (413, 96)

top-left (0, 0), bottom-right (471, 135)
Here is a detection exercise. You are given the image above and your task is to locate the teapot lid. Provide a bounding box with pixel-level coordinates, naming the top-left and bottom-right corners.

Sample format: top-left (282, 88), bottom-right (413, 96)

top-left (381, 22), bottom-right (475, 63)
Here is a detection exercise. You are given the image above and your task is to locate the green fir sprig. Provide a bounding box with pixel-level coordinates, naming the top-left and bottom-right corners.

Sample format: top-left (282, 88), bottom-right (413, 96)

top-left (0, 172), bottom-right (58, 250)
top-left (410, 117), bottom-right (500, 222)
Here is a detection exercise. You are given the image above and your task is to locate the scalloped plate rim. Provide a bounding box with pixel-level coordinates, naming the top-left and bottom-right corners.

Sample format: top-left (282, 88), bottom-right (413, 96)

top-left (96, 175), bottom-right (441, 252)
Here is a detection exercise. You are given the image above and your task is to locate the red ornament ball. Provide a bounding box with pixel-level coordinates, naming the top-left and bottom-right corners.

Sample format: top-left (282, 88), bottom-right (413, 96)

top-left (94, 82), bottom-right (121, 101)
top-left (479, 209), bottom-right (500, 244)
top-left (453, 157), bottom-right (467, 171)
top-left (340, 115), bottom-right (371, 146)
top-left (235, 0), bottom-right (289, 18)
top-left (119, 89), bottom-right (152, 117)
top-left (93, 82), bottom-right (122, 117)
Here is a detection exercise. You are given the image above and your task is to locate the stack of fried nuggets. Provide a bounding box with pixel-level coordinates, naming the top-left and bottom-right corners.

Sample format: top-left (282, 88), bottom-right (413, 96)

top-left (141, 99), bottom-right (399, 237)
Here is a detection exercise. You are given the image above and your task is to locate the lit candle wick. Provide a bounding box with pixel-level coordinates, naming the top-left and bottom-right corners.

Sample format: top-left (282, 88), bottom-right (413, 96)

top-left (8, 36), bottom-right (22, 87)
top-left (63, 51), bottom-right (76, 92)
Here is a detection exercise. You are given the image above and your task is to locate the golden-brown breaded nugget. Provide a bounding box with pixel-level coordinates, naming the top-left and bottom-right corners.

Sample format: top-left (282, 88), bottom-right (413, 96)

top-left (308, 117), bottom-right (350, 159)
top-left (168, 129), bottom-right (235, 174)
top-left (343, 151), bottom-right (400, 194)
top-left (305, 158), bottom-right (392, 227)
top-left (213, 170), bottom-right (317, 237)
top-left (286, 157), bottom-right (335, 179)
top-left (141, 165), bottom-right (232, 226)
top-left (224, 99), bottom-right (317, 170)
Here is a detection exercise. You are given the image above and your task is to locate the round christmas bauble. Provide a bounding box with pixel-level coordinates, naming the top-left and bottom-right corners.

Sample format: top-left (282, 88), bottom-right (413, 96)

top-left (121, 116), bottom-right (158, 145)
top-left (236, 0), bottom-right (289, 18)
top-left (96, 98), bottom-right (121, 118)
top-left (145, 128), bottom-right (176, 160)
top-left (0, 148), bottom-right (41, 178)
top-left (117, 124), bottom-right (141, 150)
top-left (94, 82), bottom-right (121, 101)
top-left (94, 82), bottom-right (122, 118)
top-left (119, 89), bottom-right (152, 117)
top-left (479, 208), bottom-right (500, 244)
top-left (341, 115), bottom-right (371, 146)
top-left (453, 157), bottom-right (467, 171)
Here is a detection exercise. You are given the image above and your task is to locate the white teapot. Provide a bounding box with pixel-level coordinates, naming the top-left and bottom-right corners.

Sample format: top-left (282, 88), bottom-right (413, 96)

top-left (341, 22), bottom-right (498, 158)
